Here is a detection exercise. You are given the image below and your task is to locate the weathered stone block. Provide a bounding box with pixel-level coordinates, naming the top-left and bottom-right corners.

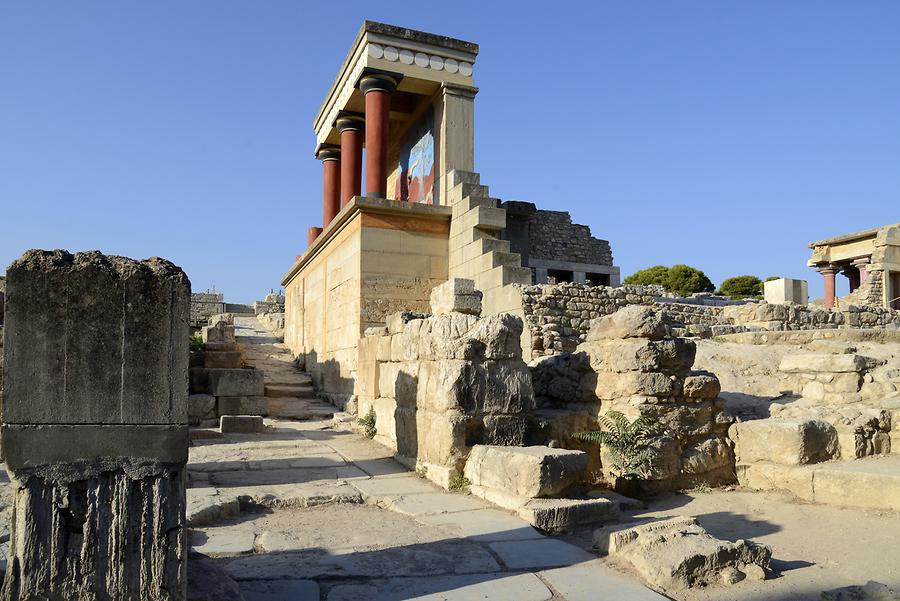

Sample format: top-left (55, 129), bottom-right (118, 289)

top-left (464, 445), bottom-right (587, 498)
top-left (779, 353), bottom-right (867, 374)
top-left (729, 419), bottom-right (839, 465)
top-left (220, 415), bottom-right (265, 433)
top-left (3, 250), bottom-right (190, 425)
top-left (188, 394), bottom-right (217, 421)
top-left (429, 278), bottom-right (482, 316)
top-left (202, 321), bottom-right (235, 345)
top-left (593, 517), bottom-right (771, 591)
top-left (682, 372), bottom-right (721, 399)
top-left (217, 396), bottom-right (267, 416)
top-left (586, 306), bottom-right (666, 341)
top-left (206, 368), bottom-right (265, 397)
top-left (204, 350), bottom-right (242, 369)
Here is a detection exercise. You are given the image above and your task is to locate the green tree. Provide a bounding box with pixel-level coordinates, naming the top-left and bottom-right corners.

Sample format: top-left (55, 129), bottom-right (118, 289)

top-left (624, 265), bottom-right (715, 296)
top-left (666, 264), bottom-right (715, 296)
top-left (622, 265), bottom-right (671, 287)
top-left (717, 275), bottom-right (764, 299)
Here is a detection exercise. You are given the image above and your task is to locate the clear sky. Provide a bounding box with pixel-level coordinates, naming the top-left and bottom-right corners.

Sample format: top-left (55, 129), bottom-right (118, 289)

top-left (2, 2), bottom-right (898, 303)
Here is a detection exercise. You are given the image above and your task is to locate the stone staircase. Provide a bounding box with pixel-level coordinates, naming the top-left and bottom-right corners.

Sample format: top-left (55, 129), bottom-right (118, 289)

top-left (446, 170), bottom-right (532, 298)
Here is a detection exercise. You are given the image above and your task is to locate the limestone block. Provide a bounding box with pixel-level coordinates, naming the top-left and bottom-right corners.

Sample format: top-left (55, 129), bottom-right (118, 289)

top-left (680, 436), bottom-right (732, 474)
top-left (217, 396), bottom-right (267, 416)
top-left (586, 306), bottom-right (666, 341)
top-left (682, 372), bottom-right (721, 399)
top-left (729, 419), bottom-right (839, 465)
top-left (208, 313), bottom-right (234, 325)
top-left (735, 462), bottom-right (815, 501)
top-left (481, 360), bottom-right (535, 414)
top-left (430, 278), bottom-right (482, 316)
top-left (520, 497), bottom-right (620, 533)
top-left (465, 313), bottom-right (524, 360)
top-left (779, 353), bottom-right (867, 374)
top-left (464, 445), bottom-right (588, 498)
top-left (594, 371), bottom-right (677, 400)
top-left (188, 394), bottom-right (217, 421)
top-left (410, 408), bottom-right (470, 466)
top-left (763, 278), bottom-right (808, 306)
top-left (220, 415), bottom-right (265, 434)
top-left (482, 415), bottom-right (528, 446)
top-left (206, 368), bottom-right (265, 397)
top-left (386, 311), bottom-right (427, 334)
top-left (593, 517), bottom-right (771, 591)
top-left (204, 350), bottom-right (242, 369)
top-left (3, 250), bottom-right (190, 425)
top-left (202, 322), bottom-right (235, 345)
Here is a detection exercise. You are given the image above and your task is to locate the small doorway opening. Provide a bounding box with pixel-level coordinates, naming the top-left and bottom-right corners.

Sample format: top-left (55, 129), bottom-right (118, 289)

top-left (547, 269), bottom-right (574, 284)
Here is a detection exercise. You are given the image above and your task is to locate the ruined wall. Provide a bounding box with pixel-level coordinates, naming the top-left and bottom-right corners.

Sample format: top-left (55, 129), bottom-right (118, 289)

top-left (191, 292), bottom-right (225, 326)
top-left (356, 310), bottom-right (533, 488)
top-left (530, 306), bottom-right (734, 492)
top-left (529, 209), bottom-right (614, 266)
top-left (520, 283), bottom-right (900, 360)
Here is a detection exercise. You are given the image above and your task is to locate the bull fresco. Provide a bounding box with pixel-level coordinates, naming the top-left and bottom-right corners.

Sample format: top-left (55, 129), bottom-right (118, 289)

top-left (394, 112), bottom-right (434, 204)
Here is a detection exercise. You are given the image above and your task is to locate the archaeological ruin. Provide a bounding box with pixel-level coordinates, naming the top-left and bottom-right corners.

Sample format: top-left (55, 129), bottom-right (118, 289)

top-left (1, 18), bottom-right (899, 601)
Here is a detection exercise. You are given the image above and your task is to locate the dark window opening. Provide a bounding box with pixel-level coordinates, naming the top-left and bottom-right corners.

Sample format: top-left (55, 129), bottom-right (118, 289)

top-left (547, 269), bottom-right (574, 284)
top-left (586, 272), bottom-right (611, 287)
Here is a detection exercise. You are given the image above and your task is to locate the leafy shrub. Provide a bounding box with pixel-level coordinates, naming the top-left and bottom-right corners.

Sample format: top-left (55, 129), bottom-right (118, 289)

top-left (717, 275), bottom-right (763, 299)
top-left (624, 265), bottom-right (715, 297)
top-left (189, 333), bottom-right (204, 353)
top-left (448, 474), bottom-right (471, 493)
top-left (574, 411), bottom-right (655, 480)
top-left (358, 407), bottom-right (377, 439)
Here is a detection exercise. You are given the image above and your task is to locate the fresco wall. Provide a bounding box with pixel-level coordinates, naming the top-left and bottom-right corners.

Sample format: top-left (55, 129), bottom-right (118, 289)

top-left (392, 112), bottom-right (435, 204)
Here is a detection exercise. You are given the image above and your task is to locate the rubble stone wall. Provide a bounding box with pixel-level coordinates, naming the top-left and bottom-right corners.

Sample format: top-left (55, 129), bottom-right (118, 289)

top-left (529, 210), bottom-right (614, 266)
top-left (529, 306), bottom-right (735, 492)
top-left (521, 283), bottom-right (900, 360)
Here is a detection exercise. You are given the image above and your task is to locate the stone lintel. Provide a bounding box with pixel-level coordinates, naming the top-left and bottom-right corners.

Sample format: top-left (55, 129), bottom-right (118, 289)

top-left (528, 257), bottom-right (621, 276)
top-left (1, 424), bottom-right (189, 469)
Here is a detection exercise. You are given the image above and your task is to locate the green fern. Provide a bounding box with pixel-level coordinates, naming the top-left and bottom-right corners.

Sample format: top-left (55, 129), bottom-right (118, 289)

top-left (574, 411), bottom-right (655, 479)
top-left (358, 407), bottom-right (377, 439)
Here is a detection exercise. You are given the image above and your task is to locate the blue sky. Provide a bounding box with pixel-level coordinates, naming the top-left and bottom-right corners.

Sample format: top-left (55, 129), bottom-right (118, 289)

top-left (2, 2), bottom-right (898, 302)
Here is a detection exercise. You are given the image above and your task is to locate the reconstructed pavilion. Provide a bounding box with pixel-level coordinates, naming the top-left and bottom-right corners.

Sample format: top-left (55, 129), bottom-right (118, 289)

top-left (281, 22), bottom-right (619, 405)
top-left (808, 222), bottom-right (900, 310)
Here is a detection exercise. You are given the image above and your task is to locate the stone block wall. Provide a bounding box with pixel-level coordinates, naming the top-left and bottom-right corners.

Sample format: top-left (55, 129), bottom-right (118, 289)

top-left (191, 292), bottom-right (225, 326)
top-left (529, 306), bottom-right (735, 491)
top-left (356, 311), bottom-right (534, 488)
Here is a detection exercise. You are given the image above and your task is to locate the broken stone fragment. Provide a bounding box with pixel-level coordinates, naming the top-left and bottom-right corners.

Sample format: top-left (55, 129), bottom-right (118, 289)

top-left (586, 305), bottom-right (667, 341)
top-left (593, 516), bottom-right (771, 591)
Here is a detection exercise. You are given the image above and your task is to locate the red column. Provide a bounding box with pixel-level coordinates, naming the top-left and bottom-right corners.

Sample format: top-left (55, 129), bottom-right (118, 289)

top-left (819, 267), bottom-right (837, 309)
top-left (360, 74), bottom-right (398, 199)
top-left (307, 226), bottom-right (323, 248)
top-left (317, 146), bottom-right (341, 228)
top-left (853, 257), bottom-right (870, 285)
top-left (336, 116), bottom-right (364, 208)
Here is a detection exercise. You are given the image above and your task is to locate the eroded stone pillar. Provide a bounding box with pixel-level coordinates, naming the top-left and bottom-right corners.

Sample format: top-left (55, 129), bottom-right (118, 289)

top-left (336, 115), bottom-right (364, 207)
top-left (819, 266), bottom-right (837, 309)
top-left (318, 145), bottom-right (341, 228)
top-left (361, 74), bottom-right (398, 199)
top-left (1, 250), bottom-right (190, 601)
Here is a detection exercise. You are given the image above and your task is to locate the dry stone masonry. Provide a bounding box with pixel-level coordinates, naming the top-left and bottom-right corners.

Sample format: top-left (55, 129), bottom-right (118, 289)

top-left (1, 250), bottom-right (190, 601)
top-left (531, 306), bottom-right (734, 491)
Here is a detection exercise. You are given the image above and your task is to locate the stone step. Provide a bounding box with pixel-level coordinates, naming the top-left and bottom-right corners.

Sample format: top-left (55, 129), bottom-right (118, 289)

top-left (266, 397), bottom-right (335, 420)
top-left (475, 237), bottom-right (511, 255)
top-left (736, 454), bottom-right (900, 512)
top-left (447, 182), bottom-right (490, 205)
top-left (474, 265), bottom-right (532, 292)
top-left (264, 383), bottom-right (316, 398)
top-left (451, 195), bottom-right (499, 217)
top-left (448, 169), bottom-right (480, 187)
top-left (470, 205), bottom-right (505, 232)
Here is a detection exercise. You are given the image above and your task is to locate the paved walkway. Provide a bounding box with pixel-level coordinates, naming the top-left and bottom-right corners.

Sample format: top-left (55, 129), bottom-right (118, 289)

top-left (187, 317), bottom-right (665, 601)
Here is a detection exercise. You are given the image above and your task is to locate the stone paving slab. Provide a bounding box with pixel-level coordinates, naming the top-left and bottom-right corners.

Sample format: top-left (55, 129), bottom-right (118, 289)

top-left (541, 561), bottom-right (668, 600)
top-left (351, 474), bottom-right (441, 497)
top-left (382, 492), bottom-right (491, 516)
top-left (190, 527), bottom-right (256, 556)
top-left (326, 573), bottom-right (553, 601)
top-left (223, 540), bottom-right (501, 580)
top-left (489, 539), bottom-right (595, 570)
top-left (417, 508), bottom-right (546, 543)
top-left (186, 487), bottom-right (241, 527)
top-left (240, 579), bottom-right (320, 601)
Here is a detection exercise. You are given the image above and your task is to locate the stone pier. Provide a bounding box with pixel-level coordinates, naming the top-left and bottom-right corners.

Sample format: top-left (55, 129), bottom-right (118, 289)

top-left (1, 250), bottom-right (190, 601)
